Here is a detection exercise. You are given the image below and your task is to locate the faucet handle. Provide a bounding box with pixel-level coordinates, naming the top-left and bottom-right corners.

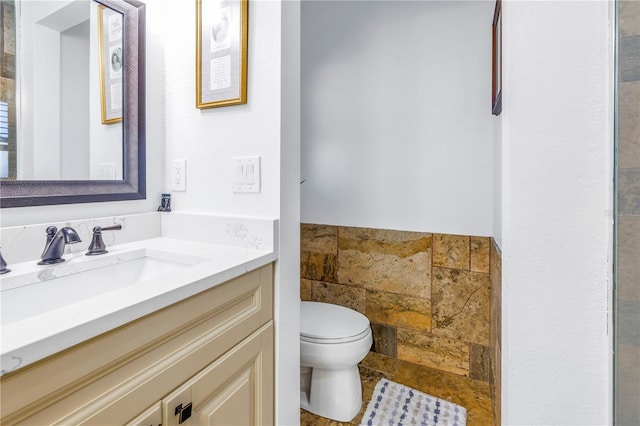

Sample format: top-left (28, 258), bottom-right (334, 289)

top-left (40, 226), bottom-right (58, 259)
top-left (45, 226), bottom-right (57, 243)
top-left (0, 249), bottom-right (10, 275)
top-left (100, 225), bottom-right (123, 232)
top-left (86, 225), bottom-right (122, 256)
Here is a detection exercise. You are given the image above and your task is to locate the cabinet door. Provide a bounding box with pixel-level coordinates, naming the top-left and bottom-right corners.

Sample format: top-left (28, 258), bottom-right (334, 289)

top-left (126, 402), bottom-right (163, 426)
top-left (163, 323), bottom-right (274, 426)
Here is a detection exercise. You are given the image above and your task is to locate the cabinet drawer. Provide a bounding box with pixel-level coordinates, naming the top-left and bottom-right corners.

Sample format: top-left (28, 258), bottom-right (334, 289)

top-left (1, 264), bottom-right (273, 425)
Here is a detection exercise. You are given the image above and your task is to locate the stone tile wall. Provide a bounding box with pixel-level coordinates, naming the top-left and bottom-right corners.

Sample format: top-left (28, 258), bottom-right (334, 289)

top-left (300, 224), bottom-right (501, 383)
top-left (616, 2), bottom-right (640, 424)
top-left (489, 240), bottom-right (502, 426)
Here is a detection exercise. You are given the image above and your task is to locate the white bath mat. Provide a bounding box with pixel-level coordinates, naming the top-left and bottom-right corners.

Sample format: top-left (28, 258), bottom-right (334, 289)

top-left (360, 378), bottom-right (467, 426)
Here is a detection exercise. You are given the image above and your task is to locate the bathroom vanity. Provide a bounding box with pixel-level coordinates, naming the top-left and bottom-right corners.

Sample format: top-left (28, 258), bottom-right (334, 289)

top-left (1, 261), bottom-right (274, 425)
top-left (0, 215), bottom-right (278, 425)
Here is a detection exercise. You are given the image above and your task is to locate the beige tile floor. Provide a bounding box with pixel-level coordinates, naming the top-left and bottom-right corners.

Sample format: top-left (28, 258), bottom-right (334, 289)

top-left (300, 352), bottom-right (494, 426)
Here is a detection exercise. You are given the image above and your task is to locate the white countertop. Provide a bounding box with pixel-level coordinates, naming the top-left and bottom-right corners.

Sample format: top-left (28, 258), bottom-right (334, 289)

top-left (0, 237), bottom-right (277, 375)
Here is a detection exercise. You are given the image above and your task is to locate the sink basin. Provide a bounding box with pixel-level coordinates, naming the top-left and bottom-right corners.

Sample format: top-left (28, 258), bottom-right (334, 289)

top-left (1, 248), bottom-right (203, 325)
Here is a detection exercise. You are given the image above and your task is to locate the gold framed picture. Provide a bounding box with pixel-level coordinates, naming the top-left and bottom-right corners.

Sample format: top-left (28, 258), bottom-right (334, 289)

top-left (196, 0), bottom-right (248, 109)
top-left (98, 4), bottom-right (123, 124)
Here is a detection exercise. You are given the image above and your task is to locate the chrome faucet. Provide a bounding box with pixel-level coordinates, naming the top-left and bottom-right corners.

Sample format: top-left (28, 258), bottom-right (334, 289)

top-left (38, 226), bottom-right (82, 265)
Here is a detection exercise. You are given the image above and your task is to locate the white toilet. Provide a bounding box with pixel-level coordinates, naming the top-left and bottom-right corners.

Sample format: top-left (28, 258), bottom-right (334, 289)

top-left (300, 301), bottom-right (373, 422)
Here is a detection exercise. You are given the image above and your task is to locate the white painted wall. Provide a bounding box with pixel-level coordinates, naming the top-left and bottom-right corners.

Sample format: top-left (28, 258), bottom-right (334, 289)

top-left (163, 0), bottom-right (281, 219)
top-left (161, 1), bottom-right (299, 423)
top-left (493, 115), bottom-right (501, 247)
top-left (60, 20), bottom-right (90, 180)
top-left (33, 23), bottom-right (61, 179)
top-left (21, 0), bottom-right (85, 180)
top-left (278, 1), bottom-right (301, 424)
top-left (500, 1), bottom-right (613, 424)
top-left (301, 0), bottom-right (494, 236)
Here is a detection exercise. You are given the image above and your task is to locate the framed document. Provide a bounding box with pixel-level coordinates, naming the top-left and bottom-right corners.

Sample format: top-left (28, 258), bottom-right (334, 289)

top-left (98, 4), bottom-right (123, 124)
top-left (196, 0), bottom-right (248, 109)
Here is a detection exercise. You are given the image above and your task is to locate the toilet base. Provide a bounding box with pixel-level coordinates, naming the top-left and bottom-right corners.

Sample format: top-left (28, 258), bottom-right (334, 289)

top-left (300, 365), bottom-right (362, 422)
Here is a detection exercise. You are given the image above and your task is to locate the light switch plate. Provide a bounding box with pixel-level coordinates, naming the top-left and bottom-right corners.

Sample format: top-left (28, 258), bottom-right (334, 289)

top-left (232, 156), bottom-right (260, 193)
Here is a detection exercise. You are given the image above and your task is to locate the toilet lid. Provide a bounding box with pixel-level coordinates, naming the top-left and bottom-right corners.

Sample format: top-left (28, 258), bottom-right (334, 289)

top-left (300, 302), bottom-right (370, 342)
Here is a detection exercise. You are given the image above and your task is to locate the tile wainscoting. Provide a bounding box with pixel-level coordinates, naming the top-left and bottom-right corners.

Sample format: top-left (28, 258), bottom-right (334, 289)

top-left (300, 224), bottom-right (501, 425)
top-left (617, 2), bottom-right (640, 423)
top-left (489, 239), bottom-right (502, 426)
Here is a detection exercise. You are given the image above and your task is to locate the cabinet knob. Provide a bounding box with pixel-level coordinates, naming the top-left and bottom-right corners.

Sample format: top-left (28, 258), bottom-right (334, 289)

top-left (174, 403), bottom-right (193, 424)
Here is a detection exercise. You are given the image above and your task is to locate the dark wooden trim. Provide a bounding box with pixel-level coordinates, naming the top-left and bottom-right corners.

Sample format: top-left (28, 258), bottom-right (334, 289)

top-left (492, 0), bottom-right (502, 116)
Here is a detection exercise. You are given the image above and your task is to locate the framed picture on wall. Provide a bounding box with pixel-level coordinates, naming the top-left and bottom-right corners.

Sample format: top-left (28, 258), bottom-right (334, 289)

top-left (98, 4), bottom-right (123, 124)
top-left (492, 0), bottom-right (502, 116)
top-left (196, 0), bottom-right (248, 109)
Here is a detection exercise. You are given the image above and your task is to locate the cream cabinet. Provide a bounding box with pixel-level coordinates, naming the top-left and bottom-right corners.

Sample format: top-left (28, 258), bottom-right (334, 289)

top-left (126, 402), bottom-right (162, 426)
top-left (0, 264), bottom-right (274, 426)
top-left (125, 324), bottom-right (273, 426)
top-left (161, 325), bottom-right (273, 426)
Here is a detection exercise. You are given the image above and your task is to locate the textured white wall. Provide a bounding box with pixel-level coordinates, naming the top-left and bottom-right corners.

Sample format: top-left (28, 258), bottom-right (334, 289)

top-left (493, 115), bottom-right (502, 248)
top-left (163, 0), bottom-right (281, 219)
top-left (33, 16), bottom-right (61, 179)
top-left (278, 2), bottom-right (301, 424)
top-left (501, 1), bottom-right (613, 424)
top-left (162, 1), bottom-right (299, 423)
top-left (60, 20), bottom-right (90, 180)
top-left (301, 1), bottom-right (494, 236)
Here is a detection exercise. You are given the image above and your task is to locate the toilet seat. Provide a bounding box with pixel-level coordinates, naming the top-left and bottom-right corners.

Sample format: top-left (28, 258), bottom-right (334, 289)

top-left (301, 302), bottom-right (370, 344)
top-left (301, 328), bottom-right (371, 344)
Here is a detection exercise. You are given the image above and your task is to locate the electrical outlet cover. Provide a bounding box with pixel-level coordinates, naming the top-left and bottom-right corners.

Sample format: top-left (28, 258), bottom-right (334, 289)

top-left (172, 159), bottom-right (187, 191)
